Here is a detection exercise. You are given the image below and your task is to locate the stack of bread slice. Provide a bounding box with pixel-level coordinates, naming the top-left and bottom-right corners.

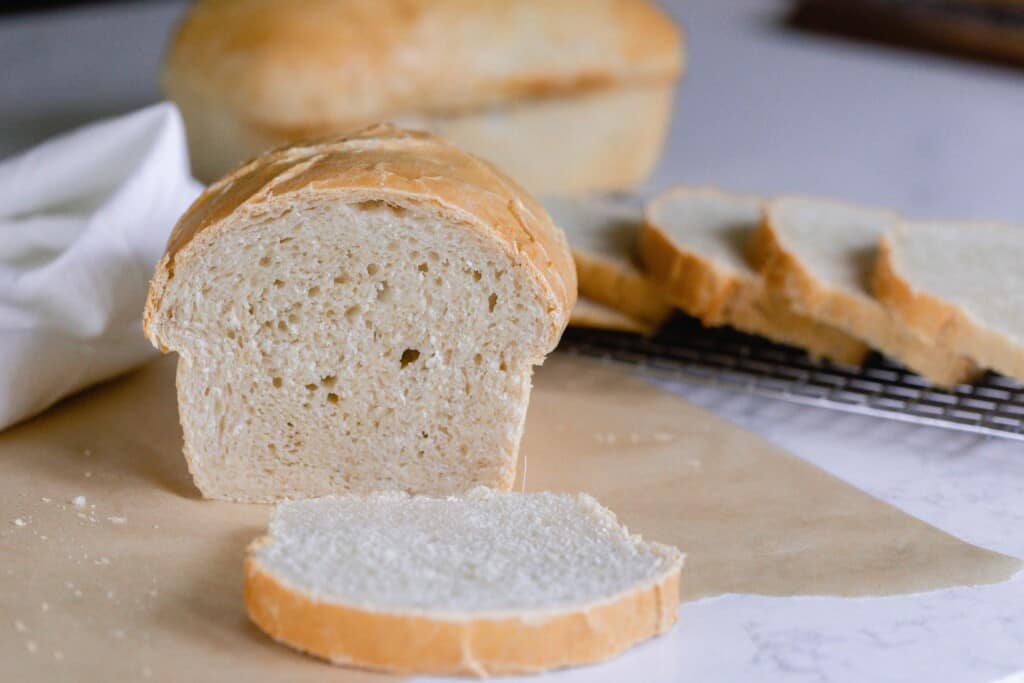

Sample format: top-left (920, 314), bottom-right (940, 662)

top-left (559, 186), bottom-right (1019, 388)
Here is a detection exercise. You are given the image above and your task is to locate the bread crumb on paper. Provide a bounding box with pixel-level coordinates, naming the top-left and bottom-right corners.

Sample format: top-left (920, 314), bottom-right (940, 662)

top-left (71, 495), bottom-right (87, 507)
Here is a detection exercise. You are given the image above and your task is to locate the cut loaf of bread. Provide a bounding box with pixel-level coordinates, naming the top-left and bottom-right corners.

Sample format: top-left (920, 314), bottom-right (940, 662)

top-left (570, 297), bottom-right (657, 336)
top-left (143, 125), bottom-right (576, 502)
top-left (640, 187), bottom-right (869, 365)
top-left (874, 220), bottom-right (1024, 382)
top-left (244, 488), bottom-right (683, 676)
top-left (544, 197), bottom-right (672, 329)
top-left (752, 197), bottom-right (978, 386)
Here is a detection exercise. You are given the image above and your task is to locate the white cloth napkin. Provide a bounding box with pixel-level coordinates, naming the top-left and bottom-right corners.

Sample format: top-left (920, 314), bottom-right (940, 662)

top-left (0, 103), bottom-right (202, 430)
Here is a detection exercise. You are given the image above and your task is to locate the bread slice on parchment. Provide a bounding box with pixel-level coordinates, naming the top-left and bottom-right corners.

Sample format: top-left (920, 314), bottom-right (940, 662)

top-left (570, 297), bottom-right (658, 336)
top-left (244, 488), bottom-right (683, 676)
top-left (544, 197), bottom-right (672, 330)
top-left (143, 124), bottom-right (576, 502)
top-left (639, 187), bottom-right (869, 364)
top-left (874, 220), bottom-right (1024, 382)
top-left (751, 197), bottom-right (978, 386)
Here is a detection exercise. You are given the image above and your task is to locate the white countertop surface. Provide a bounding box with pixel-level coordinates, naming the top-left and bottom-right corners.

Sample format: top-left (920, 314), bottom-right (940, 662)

top-left (2, 1), bottom-right (1023, 681)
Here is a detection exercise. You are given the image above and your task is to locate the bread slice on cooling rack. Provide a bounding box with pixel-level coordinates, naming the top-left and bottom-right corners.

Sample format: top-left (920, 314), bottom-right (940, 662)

top-left (751, 196), bottom-right (978, 386)
top-left (640, 187), bottom-right (868, 365)
top-left (874, 219), bottom-right (1024, 383)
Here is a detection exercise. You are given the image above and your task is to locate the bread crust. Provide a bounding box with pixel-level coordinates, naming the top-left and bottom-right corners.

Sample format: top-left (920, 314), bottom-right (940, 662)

top-left (874, 233), bottom-right (1024, 382)
top-left (640, 187), bottom-right (869, 365)
top-left (144, 124), bottom-right (576, 354)
top-left (750, 202), bottom-right (979, 386)
top-left (574, 248), bottom-right (672, 330)
top-left (244, 548), bottom-right (681, 676)
top-left (570, 298), bottom-right (657, 336)
top-left (164, 0), bottom-right (682, 135)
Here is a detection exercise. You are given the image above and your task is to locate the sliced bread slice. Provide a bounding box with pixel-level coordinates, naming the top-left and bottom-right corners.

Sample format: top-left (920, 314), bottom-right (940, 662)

top-left (544, 197), bottom-right (672, 329)
top-left (640, 187), bottom-right (869, 364)
top-left (874, 220), bottom-right (1024, 382)
top-left (244, 488), bottom-right (683, 676)
top-left (752, 197), bottom-right (978, 386)
top-left (143, 125), bottom-right (576, 502)
top-left (570, 297), bottom-right (658, 335)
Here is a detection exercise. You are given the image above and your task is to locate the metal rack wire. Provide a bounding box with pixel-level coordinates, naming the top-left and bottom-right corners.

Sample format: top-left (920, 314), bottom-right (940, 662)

top-left (558, 314), bottom-right (1024, 441)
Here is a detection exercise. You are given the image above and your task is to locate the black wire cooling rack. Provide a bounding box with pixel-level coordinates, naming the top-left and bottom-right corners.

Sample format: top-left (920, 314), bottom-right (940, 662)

top-left (557, 314), bottom-right (1024, 441)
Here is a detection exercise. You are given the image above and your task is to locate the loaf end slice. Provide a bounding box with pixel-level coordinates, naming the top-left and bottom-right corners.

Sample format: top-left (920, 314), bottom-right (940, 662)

top-left (874, 221), bottom-right (1024, 382)
top-left (570, 298), bottom-right (658, 336)
top-left (545, 197), bottom-right (672, 329)
top-left (640, 187), bottom-right (869, 365)
top-left (144, 125), bottom-right (575, 502)
top-left (244, 488), bottom-right (683, 676)
top-left (752, 197), bottom-right (979, 386)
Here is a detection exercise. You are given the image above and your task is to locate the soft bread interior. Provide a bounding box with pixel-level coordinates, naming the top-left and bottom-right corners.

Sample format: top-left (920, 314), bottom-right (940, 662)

top-left (250, 488), bottom-right (682, 615)
top-left (155, 197), bottom-right (551, 501)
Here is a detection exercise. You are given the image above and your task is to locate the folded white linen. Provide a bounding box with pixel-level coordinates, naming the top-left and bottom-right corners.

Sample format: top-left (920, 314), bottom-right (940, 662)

top-left (0, 103), bottom-right (202, 430)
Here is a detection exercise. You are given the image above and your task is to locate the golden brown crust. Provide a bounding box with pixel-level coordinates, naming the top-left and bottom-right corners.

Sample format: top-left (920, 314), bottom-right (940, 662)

top-left (640, 189), bottom-right (869, 365)
top-left (573, 249), bottom-right (672, 330)
top-left (749, 213), bottom-right (979, 386)
top-left (244, 552), bottom-right (681, 676)
top-left (873, 235), bottom-right (1024, 382)
top-left (570, 298), bottom-right (657, 336)
top-left (164, 0), bottom-right (683, 135)
top-left (144, 124), bottom-right (576, 351)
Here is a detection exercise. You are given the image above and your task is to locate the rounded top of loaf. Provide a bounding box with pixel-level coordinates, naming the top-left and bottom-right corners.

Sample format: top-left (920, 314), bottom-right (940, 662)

top-left (162, 0), bottom-right (684, 137)
top-left (144, 123), bottom-right (576, 350)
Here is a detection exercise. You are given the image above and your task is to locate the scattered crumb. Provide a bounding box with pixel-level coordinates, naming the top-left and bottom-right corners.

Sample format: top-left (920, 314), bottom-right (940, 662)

top-left (41, 497), bottom-right (52, 503)
top-left (39, 535), bottom-right (47, 541)
top-left (107, 516), bottom-right (126, 525)
top-left (76, 513), bottom-right (87, 521)
top-left (73, 590), bottom-right (82, 598)
top-left (654, 432), bottom-right (674, 443)
top-left (84, 471), bottom-right (92, 478)
top-left (53, 651), bottom-right (64, 661)
top-left (147, 589), bottom-right (158, 598)
top-left (95, 557), bottom-right (110, 566)
top-left (106, 589), bottom-right (116, 600)
top-left (64, 581), bottom-right (74, 590)
top-left (111, 629), bottom-right (125, 639)
top-left (25, 640), bottom-right (37, 654)
top-left (40, 603), bottom-right (48, 612)
top-left (71, 496), bottom-right (87, 508)
top-left (14, 620), bottom-right (27, 633)
top-left (83, 449), bottom-right (92, 456)
top-left (153, 524), bottom-right (159, 530)
top-left (12, 518), bottom-right (27, 527)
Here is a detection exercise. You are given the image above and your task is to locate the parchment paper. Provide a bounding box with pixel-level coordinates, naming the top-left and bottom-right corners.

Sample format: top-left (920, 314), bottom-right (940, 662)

top-left (1, 354), bottom-right (1017, 681)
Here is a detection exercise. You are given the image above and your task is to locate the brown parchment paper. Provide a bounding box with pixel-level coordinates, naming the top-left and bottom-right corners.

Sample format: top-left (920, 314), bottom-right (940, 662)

top-left (0, 353), bottom-right (1018, 681)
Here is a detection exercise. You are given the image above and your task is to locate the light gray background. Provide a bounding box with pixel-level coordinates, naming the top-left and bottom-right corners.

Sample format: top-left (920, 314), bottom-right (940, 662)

top-left (2, 1), bottom-right (1023, 681)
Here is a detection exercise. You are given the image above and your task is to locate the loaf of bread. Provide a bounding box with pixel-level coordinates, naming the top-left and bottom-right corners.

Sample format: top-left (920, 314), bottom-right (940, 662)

top-left (875, 220), bottom-right (1024, 382)
top-left (545, 197), bottom-right (672, 330)
top-left (640, 187), bottom-right (869, 364)
top-left (143, 124), bottom-right (575, 502)
top-left (245, 488), bottom-right (683, 675)
top-left (163, 0), bottom-right (684, 194)
top-left (751, 197), bottom-right (978, 386)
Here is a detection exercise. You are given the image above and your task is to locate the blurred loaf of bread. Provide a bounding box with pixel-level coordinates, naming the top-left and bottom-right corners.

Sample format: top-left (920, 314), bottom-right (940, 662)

top-left (163, 0), bottom-right (685, 194)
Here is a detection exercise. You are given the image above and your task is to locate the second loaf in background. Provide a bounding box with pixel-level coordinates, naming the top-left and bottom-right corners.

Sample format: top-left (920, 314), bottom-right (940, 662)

top-left (163, 0), bottom-right (684, 194)
top-left (143, 124), bottom-right (576, 502)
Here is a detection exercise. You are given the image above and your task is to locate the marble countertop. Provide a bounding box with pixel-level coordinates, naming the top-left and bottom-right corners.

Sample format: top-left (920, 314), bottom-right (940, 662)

top-left (2, 1), bottom-right (1022, 681)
